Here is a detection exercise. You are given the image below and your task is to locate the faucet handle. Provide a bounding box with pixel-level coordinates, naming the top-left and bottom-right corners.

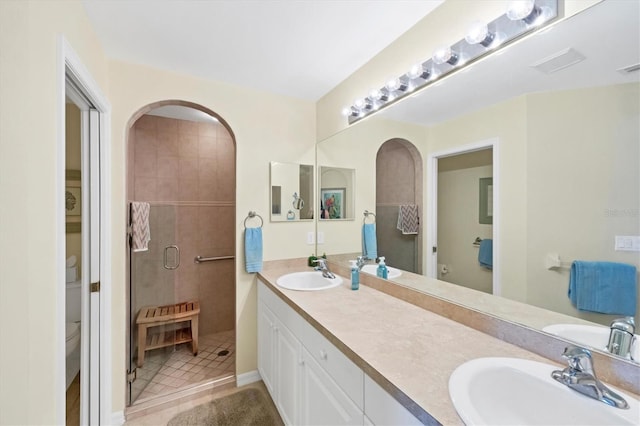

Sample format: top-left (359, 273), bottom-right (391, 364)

top-left (562, 345), bottom-right (594, 374)
top-left (313, 258), bottom-right (327, 268)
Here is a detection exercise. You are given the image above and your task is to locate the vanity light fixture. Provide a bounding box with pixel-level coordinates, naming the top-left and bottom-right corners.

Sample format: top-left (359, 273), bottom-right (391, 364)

top-left (343, 0), bottom-right (558, 124)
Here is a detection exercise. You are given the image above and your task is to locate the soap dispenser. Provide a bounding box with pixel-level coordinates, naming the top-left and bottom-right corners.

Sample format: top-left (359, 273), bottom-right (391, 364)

top-left (349, 260), bottom-right (359, 290)
top-left (377, 256), bottom-right (388, 279)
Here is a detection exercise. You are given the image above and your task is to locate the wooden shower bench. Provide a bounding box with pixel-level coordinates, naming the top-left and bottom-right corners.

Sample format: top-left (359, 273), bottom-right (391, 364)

top-left (136, 301), bottom-right (200, 367)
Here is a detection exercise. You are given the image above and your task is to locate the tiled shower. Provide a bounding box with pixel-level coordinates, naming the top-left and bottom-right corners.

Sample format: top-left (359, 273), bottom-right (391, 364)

top-left (126, 110), bottom-right (236, 405)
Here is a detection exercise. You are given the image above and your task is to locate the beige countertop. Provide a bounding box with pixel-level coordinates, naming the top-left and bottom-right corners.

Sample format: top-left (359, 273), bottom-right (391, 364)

top-left (258, 262), bottom-right (565, 425)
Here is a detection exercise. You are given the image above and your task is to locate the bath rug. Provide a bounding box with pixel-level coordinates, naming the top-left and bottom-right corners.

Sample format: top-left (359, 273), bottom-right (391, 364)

top-left (168, 387), bottom-right (282, 426)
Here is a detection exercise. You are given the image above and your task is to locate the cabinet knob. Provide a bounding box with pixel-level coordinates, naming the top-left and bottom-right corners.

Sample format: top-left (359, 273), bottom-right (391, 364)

top-left (320, 349), bottom-right (328, 360)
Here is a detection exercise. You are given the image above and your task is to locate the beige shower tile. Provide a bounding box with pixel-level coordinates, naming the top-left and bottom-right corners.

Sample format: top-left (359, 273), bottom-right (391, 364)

top-left (198, 157), bottom-right (216, 181)
top-left (134, 150), bottom-right (157, 178)
top-left (217, 125), bottom-right (233, 139)
top-left (178, 119), bottom-right (198, 136)
top-left (178, 179), bottom-right (198, 202)
top-left (156, 116), bottom-right (178, 134)
top-left (179, 157), bottom-right (198, 181)
top-left (134, 177), bottom-right (157, 201)
top-left (198, 121), bottom-right (217, 137)
top-left (179, 134), bottom-right (199, 158)
top-left (157, 156), bottom-right (178, 178)
top-left (198, 136), bottom-right (217, 158)
top-left (157, 177), bottom-right (178, 202)
top-left (198, 183), bottom-right (217, 202)
top-left (135, 114), bottom-right (157, 130)
top-left (176, 206), bottom-right (199, 245)
top-left (135, 128), bottom-right (157, 152)
top-left (157, 132), bottom-right (179, 157)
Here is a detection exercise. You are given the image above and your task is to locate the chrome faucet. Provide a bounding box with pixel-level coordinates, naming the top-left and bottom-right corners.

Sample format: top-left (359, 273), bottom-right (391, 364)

top-left (551, 345), bottom-right (629, 409)
top-left (313, 258), bottom-right (336, 279)
top-left (356, 256), bottom-right (369, 271)
top-left (607, 317), bottom-right (636, 360)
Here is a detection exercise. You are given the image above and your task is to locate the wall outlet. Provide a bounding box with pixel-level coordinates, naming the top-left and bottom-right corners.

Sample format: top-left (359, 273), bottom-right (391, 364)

top-left (317, 232), bottom-right (325, 244)
top-left (614, 235), bottom-right (640, 252)
top-left (306, 232), bottom-right (314, 245)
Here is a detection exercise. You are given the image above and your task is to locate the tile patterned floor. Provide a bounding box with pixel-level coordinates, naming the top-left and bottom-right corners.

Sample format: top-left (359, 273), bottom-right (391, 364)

top-left (131, 329), bottom-right (235, 404)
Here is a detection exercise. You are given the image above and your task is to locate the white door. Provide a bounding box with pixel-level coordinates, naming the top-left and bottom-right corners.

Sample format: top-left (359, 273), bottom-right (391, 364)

top-left (300, 347), bottom-right (362, 425)
top-left (84, 108), bottom-right (101, 425)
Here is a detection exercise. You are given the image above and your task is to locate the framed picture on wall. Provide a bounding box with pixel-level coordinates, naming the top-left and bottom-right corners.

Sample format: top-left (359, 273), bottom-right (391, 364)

top-left (479, 177), bottom-right (493, 224)
top-left (320, 188), bottom-right (345, 219)
top-left (66, 170), bottom-right (81, 233)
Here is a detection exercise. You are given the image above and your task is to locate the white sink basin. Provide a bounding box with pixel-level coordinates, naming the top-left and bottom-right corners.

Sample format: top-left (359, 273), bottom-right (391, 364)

top-left (361, 264), bottom-right (402, 279)
top-left (449, 357), bottom-right (639, 425)
top-left (276, 271), bottom-right (343, 291)
top-left (543, 324), bottom-right (639, 360)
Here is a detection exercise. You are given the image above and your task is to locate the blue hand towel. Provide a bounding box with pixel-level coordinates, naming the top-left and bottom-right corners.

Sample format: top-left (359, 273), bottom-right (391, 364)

top-left (362, 223), bottom-right (377, 260)
top-left (569, 261), bottom-right (637, 316)
top-left (244, 227), bottom-right (263, 273)
top-left (478, 239), bottom-right (493, 270)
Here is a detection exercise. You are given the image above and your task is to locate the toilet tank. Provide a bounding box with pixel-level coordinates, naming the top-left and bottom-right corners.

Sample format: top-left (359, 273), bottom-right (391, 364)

top-left (66, 280), bottom-right (82, 322)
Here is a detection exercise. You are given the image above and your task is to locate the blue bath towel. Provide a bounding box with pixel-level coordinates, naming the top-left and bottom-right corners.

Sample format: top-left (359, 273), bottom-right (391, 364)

top-left (478, 239), bottom-right (493, 270)
top-left (362, 223), bottom-right (378, 260)
top-left (568, 261), bottom-right (637, 316)
top-left (244, 227), bottom-right (263, 273)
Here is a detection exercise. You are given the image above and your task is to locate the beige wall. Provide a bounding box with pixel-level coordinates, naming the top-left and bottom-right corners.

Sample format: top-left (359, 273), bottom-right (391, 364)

top-left (0, 1), bottom-right (109, 424)
top-left (108, 59), bottom-right (316, 413)
top-left (525, 83), bottom-right (640, 325)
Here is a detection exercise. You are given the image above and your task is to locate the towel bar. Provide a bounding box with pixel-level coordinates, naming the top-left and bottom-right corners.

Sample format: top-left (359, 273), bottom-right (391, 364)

top-left (363, 210), bottom-right (376, 224)
top-left (194, 255), bottom-right (235, 264)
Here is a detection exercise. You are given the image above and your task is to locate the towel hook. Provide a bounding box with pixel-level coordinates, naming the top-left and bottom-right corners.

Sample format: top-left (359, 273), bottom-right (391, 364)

top-left (363, 210), bottom-right (376, 224)
top-left (244, 211), bottom-right (264, 229)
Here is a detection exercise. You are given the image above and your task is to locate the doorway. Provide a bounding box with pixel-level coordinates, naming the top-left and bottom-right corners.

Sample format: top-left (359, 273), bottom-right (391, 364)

top-left (375, 139), bottom-right (423, 273)
top-left (125, 103), bottom-right (237, 407)
top-left (427, 139), bottom-right (500, 294)
top-left (61, 37), bottom-right (112, 425)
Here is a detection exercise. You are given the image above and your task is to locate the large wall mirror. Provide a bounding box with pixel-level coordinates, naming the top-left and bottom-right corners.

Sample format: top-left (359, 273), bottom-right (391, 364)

top-left (270, 161), bottom-right (314, 222)
top-left (316, 1), bottom-right (639, 363)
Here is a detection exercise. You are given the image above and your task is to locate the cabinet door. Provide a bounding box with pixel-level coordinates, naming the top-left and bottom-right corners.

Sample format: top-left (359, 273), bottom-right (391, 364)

top-left (257, 300), bottom-right (276, 394)
top-left (300, 347), bottom-right (363, 426)
top-left (275, 322), bottom-right (301, 425)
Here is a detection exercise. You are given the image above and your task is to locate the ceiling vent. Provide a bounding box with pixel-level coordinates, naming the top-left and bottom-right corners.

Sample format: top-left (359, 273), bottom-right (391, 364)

top-left (530, 48), bottom-right (586, 74)
top-left (617, 63), bottom-right (640, 74)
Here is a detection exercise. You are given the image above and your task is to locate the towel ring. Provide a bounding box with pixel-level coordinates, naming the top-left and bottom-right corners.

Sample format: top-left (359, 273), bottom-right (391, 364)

top-left (244, 211), bottom-right (264, 229)
top-left (363, 210), bottom-right (376, 224)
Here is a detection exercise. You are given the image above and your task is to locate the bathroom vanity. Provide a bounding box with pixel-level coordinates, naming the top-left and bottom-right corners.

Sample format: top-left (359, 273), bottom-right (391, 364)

top-left (256, 260), bottom-right (637, 424)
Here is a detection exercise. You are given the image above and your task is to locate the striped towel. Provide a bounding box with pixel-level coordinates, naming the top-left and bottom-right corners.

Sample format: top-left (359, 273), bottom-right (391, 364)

top-left (131, 202), bottom-right (151, 252)
top-left (397, 205), bottom-right (419, 235)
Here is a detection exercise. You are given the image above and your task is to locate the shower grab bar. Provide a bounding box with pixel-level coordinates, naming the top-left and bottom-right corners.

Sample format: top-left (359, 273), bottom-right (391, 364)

top-left (194, 255), bottom-right (235, 264)
top-left (164, 245), bottom-right (180, 270)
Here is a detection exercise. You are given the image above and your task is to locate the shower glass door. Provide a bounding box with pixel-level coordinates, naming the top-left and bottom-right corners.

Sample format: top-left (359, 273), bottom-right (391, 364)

top-left (128, 204), bottom-right (178, 404)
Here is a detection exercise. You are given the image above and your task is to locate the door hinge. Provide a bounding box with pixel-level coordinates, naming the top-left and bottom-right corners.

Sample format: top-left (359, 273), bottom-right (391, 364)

top-left (90, 281), bottom-right (100, 293)
top-left (127, 369), bottom-right (137, 383)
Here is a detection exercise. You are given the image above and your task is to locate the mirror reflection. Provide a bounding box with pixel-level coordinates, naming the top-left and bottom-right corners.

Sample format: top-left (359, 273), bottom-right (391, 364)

top-left (269, 162), bottom-right (314, 222)
top-left (316, 1), bottom-right (639, 362)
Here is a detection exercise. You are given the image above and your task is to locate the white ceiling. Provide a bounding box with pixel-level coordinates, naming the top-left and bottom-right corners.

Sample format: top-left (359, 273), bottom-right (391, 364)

top-left (83, 0), bottom-right (443, 101)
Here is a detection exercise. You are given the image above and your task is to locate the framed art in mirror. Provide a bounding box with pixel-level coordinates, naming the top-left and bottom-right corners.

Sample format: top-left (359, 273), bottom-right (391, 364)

top-left (66, 169), bottom-right (81, 233)
top-left (479, 177), bottom-right (493, 225)
top-left (320, 188), bottom-right (345, 219)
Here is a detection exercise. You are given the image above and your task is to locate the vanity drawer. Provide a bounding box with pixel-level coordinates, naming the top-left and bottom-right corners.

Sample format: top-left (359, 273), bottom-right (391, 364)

top-left (298, 318), bottom-right (364, 409)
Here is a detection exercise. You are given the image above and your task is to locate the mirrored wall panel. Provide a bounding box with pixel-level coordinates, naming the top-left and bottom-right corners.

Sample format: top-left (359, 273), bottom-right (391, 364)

top-left (270, 162), bottom-right (314, 222)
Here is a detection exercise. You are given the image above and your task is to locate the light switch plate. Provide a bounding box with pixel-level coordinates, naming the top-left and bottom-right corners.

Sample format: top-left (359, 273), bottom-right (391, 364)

top-left (317, 232), bottom-right (325, 244)
top-left (614, 236), bottom-right (640, 252)
top-left (306, 231), bottom-right (314, 245)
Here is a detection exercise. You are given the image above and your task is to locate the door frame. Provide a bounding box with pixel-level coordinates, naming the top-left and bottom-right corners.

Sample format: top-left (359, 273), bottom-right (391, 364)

top-left (426, 138), bottom-right (500, 295)
top-left (57, 36), bottom-right (113, 424)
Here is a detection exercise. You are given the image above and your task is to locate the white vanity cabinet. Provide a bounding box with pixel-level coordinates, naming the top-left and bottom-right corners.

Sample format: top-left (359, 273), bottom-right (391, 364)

top-left (257, 279), bottom-right (422, 425)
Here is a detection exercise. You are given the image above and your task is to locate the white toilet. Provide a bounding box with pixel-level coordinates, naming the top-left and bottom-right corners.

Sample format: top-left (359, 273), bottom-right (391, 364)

top-left (66, 280), bottom-right (81, 389)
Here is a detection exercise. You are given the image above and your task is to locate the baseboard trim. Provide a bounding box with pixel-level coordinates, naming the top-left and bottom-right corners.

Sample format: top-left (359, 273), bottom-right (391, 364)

top-left (236, 370), bottom-right (261, 387)
top-left (111, 410), bottom-right (125, 425)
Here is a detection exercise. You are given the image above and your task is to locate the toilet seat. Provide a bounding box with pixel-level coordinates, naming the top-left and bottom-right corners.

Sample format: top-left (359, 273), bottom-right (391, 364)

top-left (66, 322), bottom-right (81, 357)
top-left (66, 322), bottom-right (80, 342)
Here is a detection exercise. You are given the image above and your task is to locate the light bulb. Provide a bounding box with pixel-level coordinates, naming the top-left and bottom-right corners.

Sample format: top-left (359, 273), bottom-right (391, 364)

top-left (408, 63), bottom-right (430, 80)
top-left (341, 107), bottom-right (351, 117)
top-left (433, 46), bottom-right (459, 66)
top-left (385, 77), bottom-right (407, 92)
top-left (354, 99), bottom-right (366, 110)
top-left (506, 0), bottom-right (541, 24)
top-left (369, 89), bottom-right (382, 100)
top-left (465, 21), bottom-right (495, 47)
